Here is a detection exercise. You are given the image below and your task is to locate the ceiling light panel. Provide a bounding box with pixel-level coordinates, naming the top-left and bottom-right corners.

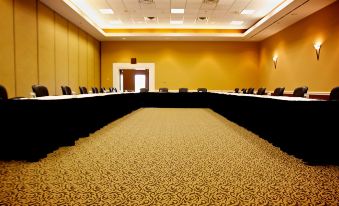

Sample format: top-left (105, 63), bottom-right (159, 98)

top-left (171, 9), bottom-right (185, 14)
top-left (241, 10), bottom-right (255, 15)
top-left (230, 20), bottom-right (244, 25)
top-left (99, 8), bottom-right (114, 14)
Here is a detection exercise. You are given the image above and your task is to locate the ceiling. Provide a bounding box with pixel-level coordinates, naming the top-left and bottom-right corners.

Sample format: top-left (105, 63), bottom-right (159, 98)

top-left (40, 0), bottom-right (336, 41)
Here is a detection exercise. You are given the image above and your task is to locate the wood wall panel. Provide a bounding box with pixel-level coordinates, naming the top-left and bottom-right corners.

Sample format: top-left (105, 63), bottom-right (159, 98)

top-left (87, 36), bottom-right (95, 88)
top-left (94, 41), bottom-right (100, 87)
top-left (0, 0), bottom-right (15, 97)
top-left (78, 30), bottom-right (88, 88)
top-left (55, 14), bottom-right (69, 95)
top-left (68, 22), bottom-right (79, 93)
top-left (14, 0), bottom-right (38, 97)
top-left (38, 3), bottom-right (55, 95)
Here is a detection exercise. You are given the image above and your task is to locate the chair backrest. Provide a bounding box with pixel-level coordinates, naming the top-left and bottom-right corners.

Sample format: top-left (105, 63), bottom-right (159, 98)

top-left (79, 86), bottom-right (88, 94)
top-left (159, 88), bottom-right (168, 93)
top-left (0, 84), bottom-right (8, 100)
top-left (247, 88), bottom-right (255, 94)
top-left (257, 87), bottom-right (266, 95)
top-left (32, 85), bottom-right (49, 97)
top-left (140, 88), bottom-right (149, 93)
top-left (241, 88), bottom-right (247, 94)
top-left (272, 87), bottom-right (285, 96)
top-left (92, 87), bottom-right (99, 93)
top-left (179, 88), bottom-right (188, 93)
top-left (61, 86), bottom-right (72, 95)
top-left (234, 88), bottom-right (239, 93)
top-left (100, 87), bottom-right (106, 93)
top-left (329, 86), bottom-right (339, 101)
top-left (197, 88), bottom-right (207, 92)
top-left (293, 86), bottom-right (308, 97)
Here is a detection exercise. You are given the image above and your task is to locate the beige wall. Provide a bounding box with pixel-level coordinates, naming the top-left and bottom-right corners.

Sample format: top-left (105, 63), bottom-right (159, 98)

top-left (0, 0), bottom-right (100, 98)
top-left (259, 1), bottom-right (339, 92)
top-left (101, 41), bottom-right (259, 90)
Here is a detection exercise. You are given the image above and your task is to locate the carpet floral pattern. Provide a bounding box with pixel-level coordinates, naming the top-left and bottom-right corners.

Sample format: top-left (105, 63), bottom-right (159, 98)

top-left (1, 108), bottom-right (339, 205)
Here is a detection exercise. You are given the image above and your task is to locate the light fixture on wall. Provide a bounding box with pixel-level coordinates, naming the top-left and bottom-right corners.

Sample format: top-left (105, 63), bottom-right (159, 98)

top-left (313, 42), bottom-right (322, 60)
top-left (273, 55), bottom-right (278, 69)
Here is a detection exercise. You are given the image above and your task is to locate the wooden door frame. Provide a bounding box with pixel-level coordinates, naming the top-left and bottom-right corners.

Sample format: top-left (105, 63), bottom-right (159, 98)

top-left (113, 63), bottom-right (155, 92)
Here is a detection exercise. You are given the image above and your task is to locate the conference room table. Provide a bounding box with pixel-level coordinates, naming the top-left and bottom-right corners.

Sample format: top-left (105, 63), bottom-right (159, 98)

top-left (0, 92), bottom-right (338, 165)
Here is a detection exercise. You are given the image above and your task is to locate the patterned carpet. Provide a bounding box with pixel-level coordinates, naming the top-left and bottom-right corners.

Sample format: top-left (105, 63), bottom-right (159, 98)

top-left (0, 108), bottom-right (339, 205)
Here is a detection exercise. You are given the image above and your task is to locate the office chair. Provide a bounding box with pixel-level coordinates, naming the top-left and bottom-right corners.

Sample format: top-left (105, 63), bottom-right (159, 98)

top-left (293, 86), bottom-right (308, 97)
top-left (140, 88), bottom-right (149, 93)
top-left (256, 87), bottom-right (266, 95)
top-left (329, 86), bottom-right (339, 101)
top-left (0, 84), bottom-right (8, 100)
top-left (179, 88), bottom-right (188, 93)
top-left (247, 88), bottom-right (255, 94)
top-left (100, 87), bottom-right (106, 93)
top-left (197, 88), bottom-right (207, 92)
top-left (61, 86), bottom-right (72, 95)
top-left (79, 86), bottom-right (88, 94)
top-left (272, 87), bottom-right (285, 96)
top-left (159, 88), bottom-right (168, 93)
top-left (32, 85), bottom-right (49, 97)
top-left (92, 87), bottom-right (99, 94)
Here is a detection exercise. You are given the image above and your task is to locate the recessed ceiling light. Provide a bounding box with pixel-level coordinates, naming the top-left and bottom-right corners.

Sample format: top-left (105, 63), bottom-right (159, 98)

top-left (99, 9), bottom-right (114, 14)
top-left (171, 9), bottom-right (184, 14)
top-left (241, 10), bottom-right (255, 15)
top-left (170, 20), bottom-right (183, 24)
top-left (122, 38), bottom-right (126, 40)
top-left (230, 21), bottom-right (244, 25)
top-left (110, 20), bottom-right (122, 24)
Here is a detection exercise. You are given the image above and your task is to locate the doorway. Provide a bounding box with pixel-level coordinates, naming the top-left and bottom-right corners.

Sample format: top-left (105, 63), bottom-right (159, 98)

top-left (120, 69), bottom-right (149, 92)
top-left (113, 63), bottom-right (155, 92)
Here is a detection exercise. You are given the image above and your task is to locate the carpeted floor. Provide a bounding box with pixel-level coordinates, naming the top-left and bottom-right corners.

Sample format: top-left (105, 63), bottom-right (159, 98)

top-left (0, 108), bottom-right (339, 205)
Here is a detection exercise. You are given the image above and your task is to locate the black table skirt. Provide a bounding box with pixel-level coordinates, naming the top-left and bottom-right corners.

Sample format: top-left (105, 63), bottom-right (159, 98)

top-left (0, 92), bottom-right (338, 164)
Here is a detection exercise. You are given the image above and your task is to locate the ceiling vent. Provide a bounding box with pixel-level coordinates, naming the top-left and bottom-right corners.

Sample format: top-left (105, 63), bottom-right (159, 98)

top-left (144, 16), bottom-right (158, 24)
top-left (196, 16), bottom-right (208, 23)
top-left (139, 0), bottom-right (155, 4)
top-left (203, 0), bottom-right (219, 4)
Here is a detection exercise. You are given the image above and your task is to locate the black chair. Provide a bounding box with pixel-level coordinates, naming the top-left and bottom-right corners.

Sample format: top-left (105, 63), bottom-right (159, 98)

top-left (256, 87), bottom-right (266, 95)
top-left (329, 86), bottom-right (339, 101)
top-left (179, 88), bottom-right (188, 93)
top-left (32, 85), bottom-right (49, 97)
top-left (92, 87), bottom-right (99, 94)
top-left (293, 86), bottom-right (308, 97)
top-left (100, 87), bottom-right (106, 93)
top-left (197, 88), bottom-right (207, 93)
top-left (140, 88), bottom-right (149, 93)
top-left (159, 88), bottom-right (168, 93)
top-left (79, 86), bottom-right (88, 94)
top-left (109, 87), bottom-right (118, 93)
top-left (241, 88), bottom-right (247, 94)
top-left (0, 84), bottom-right (8, 100)
top-left (272, 87), bottom-right (285, 96)
top-left (247, 88), bottom-right (255, 94)
top-left (234, 88), bottom-right (239, 93)
top-left (61, 86), bottom-right (72, 95)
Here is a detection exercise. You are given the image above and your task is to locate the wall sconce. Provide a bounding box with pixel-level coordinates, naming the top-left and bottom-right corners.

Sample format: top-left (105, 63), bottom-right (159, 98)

top-left (314, 42), bottom-right (321, 60)
top-left (273, 55), bottom-right (278, 69)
